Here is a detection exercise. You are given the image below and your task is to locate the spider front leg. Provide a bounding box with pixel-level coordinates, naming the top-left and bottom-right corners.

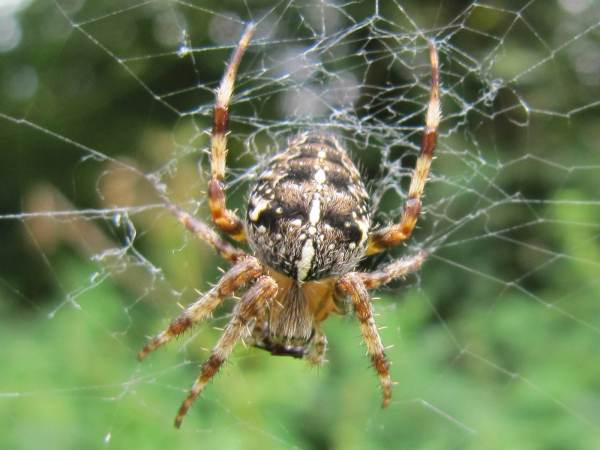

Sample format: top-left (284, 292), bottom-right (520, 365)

top-left (368, 42), bottom-right (441, 255)
top-left (138, 256), bottom-right (262, 360)
top-left (208, 23), bottom-right (255, 241)
top-left (175, 275), bottom-right (277, 428)
top-left (165, 202), bottom-right (246, 263)
top-left (336, 274), bottom-right (392, 408)
top-left (360, 250), bottom-right (428, 289)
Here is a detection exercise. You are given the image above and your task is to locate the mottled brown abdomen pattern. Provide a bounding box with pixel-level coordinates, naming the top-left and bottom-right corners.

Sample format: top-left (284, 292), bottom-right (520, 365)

top-left (246, 132), bottom-right (370, 281)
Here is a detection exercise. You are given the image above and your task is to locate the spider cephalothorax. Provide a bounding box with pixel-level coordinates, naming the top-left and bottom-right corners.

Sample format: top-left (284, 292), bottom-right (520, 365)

top-left (138, 23), bottom-right (440, 428)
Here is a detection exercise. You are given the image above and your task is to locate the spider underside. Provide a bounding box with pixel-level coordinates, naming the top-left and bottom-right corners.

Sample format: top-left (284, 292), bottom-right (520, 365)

top-left (138, 23), bottom-right (441, 428)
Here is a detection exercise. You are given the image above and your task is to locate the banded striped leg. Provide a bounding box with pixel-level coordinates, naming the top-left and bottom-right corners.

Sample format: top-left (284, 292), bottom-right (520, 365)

top-left (138, 257), bottom-right (262, 361)
top-left (305, 329), bottom-right (328, 366)
top-left (336, 274), bottom-right (392, 408)
top-left (166, 203), bottom-right (246, 263)
top-left (360, 250), bottom-right (428, 289)
top-left (208, 23), bottom-right (256, 241)
top-left (368, 42), bottom-right (441, 255)
top-left (174, 275), bottom-right (277, 428)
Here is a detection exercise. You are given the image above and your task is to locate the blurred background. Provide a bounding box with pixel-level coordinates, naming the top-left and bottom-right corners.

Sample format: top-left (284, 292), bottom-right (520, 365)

top-left (1, 1), bottom-right (600, 449)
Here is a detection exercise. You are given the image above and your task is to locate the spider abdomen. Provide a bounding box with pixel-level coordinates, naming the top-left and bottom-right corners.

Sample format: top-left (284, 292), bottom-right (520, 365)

top-left (246, 132), bottom-right (370, 281)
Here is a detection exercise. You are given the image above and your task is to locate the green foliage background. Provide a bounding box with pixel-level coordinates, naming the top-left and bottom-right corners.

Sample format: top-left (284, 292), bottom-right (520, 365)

top-left (1, 1), bottom-right (599, 449)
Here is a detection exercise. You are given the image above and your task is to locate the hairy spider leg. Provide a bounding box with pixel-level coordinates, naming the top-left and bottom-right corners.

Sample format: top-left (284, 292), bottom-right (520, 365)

top-left (208, 23), bottom-right (256, 241)
top-left (305, 328), bottom-right (328, 366)
top-left (360, 250), bottom-right (428, 289)
top-left (166, 203), bottom-right (246, 263)
top-left (175, 275), bottom-right (277, 428)
top-left (368, 42), bottom-right (441, 255)
top-left (138, 257), bottom-right (262, 361)
top-left (139, 33), bottom-right (439, 428)
top-left (336, 274), bottom-right (392, 408)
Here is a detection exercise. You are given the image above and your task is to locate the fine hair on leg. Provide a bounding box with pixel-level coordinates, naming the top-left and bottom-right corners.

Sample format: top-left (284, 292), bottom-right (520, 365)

top-left (208, 23), bottom-right (256, 241)
top-left (174, 275), bottom-right (277, 428)
top-left (368, 42), bottom-right (441, 255)
top-left (360, 250), bottom-right (428, 290)
top-left (138, 256), bottom-right (262, 360)
top-left (336, 273), bottom-right (392, 407)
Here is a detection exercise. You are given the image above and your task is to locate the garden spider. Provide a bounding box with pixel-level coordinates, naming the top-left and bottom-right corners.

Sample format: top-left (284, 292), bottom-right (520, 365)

top-left (138, 23), bottom-right (440, 428)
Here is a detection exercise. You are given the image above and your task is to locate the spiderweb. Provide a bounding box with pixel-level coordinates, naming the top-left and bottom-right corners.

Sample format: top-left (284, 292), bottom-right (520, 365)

top-left (2, 1), bottom-right (600, 449)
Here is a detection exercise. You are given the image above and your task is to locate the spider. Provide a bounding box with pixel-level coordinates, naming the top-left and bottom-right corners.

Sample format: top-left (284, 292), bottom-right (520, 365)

top-left (138, 23), bottom-right (441, 428)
